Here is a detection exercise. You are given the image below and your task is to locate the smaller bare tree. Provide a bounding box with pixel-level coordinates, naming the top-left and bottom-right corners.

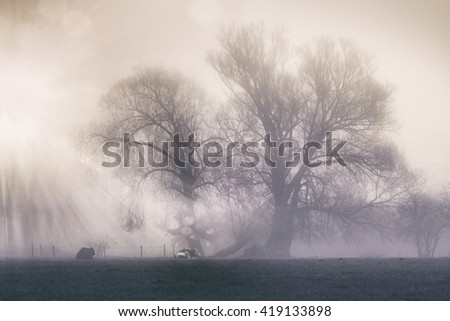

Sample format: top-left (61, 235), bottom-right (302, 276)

top-left (88, 235), bottom-right (113, 258)
top-left (397, 193), bottom-right (450, 258)
top-left (87, 67), bottom-right (216, 256)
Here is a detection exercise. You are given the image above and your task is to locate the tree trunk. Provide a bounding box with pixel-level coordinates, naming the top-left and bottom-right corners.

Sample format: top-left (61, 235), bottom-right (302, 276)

top-left (415, 236), bottom-right (425, 258)
top-left (182, 180), bottom-right (205, 256)
top-left (430, 237), bottom-right (440, 258)
top-left (266, 203), bottom-right (294, 258)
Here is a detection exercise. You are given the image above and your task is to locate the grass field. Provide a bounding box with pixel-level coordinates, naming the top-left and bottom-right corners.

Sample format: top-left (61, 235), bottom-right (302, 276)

top-left (0, 258), bottom-right (449, 300)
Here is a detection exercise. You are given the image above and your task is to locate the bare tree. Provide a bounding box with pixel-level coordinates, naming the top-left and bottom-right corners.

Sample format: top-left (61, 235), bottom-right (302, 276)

top-left (208, 24), bottom-right (410, 257)
top-left (89, 68), bottom-right (213, 255)
top-left (397, 192), bottom-right (450, 258)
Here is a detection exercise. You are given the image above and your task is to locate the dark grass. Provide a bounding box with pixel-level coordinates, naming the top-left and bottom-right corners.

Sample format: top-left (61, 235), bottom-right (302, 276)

top-left (0, 258), bottom-right (450, 300)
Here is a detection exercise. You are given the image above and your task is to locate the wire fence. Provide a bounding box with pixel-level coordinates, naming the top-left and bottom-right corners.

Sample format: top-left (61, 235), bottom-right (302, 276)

top-left (0, 243), bottom-right (179, 259)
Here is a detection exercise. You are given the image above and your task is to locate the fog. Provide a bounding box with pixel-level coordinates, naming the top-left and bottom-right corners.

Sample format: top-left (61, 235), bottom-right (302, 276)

top-left (0, 0), bottom-right (449, 258)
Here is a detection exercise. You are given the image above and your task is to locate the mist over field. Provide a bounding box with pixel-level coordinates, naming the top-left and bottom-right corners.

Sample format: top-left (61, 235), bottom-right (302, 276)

top-left (0, 0), bottom-right (450, 265)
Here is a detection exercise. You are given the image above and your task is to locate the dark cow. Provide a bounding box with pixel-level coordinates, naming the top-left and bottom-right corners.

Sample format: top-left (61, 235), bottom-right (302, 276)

top-left (76, 247), bottom-right (96, 260)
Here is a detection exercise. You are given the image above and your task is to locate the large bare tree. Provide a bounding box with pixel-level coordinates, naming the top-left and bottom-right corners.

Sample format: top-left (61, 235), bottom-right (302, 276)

top-left (208, 25), bottom-right (410, 257)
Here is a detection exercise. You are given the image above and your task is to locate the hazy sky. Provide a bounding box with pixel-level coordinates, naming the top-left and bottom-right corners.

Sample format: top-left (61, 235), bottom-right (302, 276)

top-left (0, 0), bottom-right (449, 188)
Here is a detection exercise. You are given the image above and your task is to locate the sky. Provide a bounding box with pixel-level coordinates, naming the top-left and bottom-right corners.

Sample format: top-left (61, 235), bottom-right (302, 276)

top-left (0, 0), bottom-right (449, 189)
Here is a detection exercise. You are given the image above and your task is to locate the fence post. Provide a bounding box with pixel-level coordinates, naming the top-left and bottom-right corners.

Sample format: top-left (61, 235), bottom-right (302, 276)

top-left (163, 244), bottom-right (166, 258)
top-left (40, 244), bottom-right (42, 258)
top-left (52, 245), bottom-right (56, 258)
top-left (140, 245), bottom-right (143, 258)
top-left (31, 243), bottom-right (34, 258)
